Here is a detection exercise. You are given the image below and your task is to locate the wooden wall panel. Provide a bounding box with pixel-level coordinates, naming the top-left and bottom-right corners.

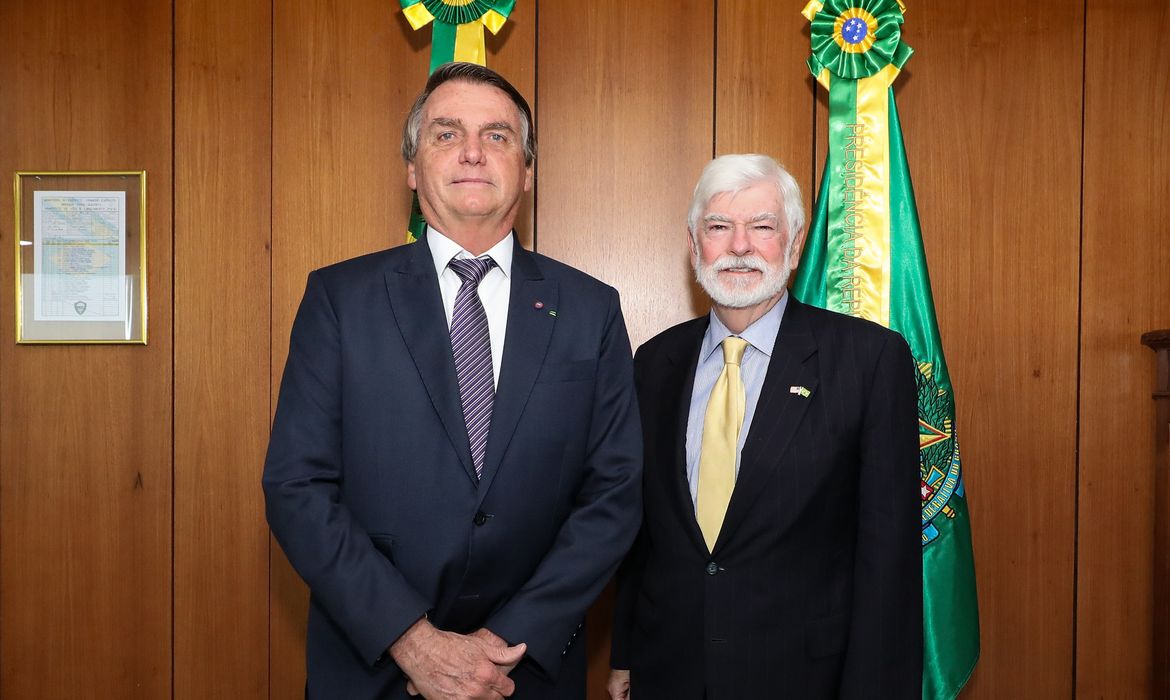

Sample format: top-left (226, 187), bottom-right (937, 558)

top-left (0, 2), bottom-right (174, 698)
top-left (536, 0), bottom-right (714, 350)
top-left (897, 3), bottom-right (1083, 696)
top-left (174, 0), bottom-right (272, 697)
top-left (1077, 1), bottom-right (1170, 695)
top-left (715, 2), bottom-right (815, 192)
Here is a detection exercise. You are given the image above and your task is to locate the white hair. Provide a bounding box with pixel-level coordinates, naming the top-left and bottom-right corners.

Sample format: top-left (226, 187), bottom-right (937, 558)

top-left (687, 154), bottom-right (805, 239)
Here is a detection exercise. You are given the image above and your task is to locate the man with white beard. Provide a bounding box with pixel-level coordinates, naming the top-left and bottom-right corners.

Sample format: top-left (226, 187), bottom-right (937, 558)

top-left (607, 154), bottom-right (923, 700)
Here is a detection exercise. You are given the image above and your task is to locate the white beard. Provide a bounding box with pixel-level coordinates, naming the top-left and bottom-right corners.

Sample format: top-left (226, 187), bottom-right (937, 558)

top-left (694, 253), bottom-right (790, 309)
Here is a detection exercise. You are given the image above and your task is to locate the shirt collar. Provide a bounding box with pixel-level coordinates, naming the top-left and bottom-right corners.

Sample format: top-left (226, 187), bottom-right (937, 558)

top-left (426, 225), bottom-right (514, 279)
top-left (699, 291), bottom-right (789, 363)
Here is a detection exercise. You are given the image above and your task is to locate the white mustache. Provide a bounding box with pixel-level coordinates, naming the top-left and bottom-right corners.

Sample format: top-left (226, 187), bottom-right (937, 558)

top-left (711, 255), bottom-right (768, 273)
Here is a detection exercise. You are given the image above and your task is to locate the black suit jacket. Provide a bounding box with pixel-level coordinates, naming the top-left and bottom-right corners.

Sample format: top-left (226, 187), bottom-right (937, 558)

top-left (263, 236), bottom-right (642, 699)
top-left (612, 298), bottom-right (922, 699)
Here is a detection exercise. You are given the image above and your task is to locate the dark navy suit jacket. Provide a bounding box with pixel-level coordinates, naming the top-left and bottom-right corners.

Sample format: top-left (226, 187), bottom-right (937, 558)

top-left (612, 298), bottom-right (922, 699)
top-left (263, 235), bottom-right (642, 699)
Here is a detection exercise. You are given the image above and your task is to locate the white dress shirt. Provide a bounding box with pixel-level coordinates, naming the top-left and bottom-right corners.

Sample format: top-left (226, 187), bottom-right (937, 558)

top-left (426, 227), bottom-right (513, 389)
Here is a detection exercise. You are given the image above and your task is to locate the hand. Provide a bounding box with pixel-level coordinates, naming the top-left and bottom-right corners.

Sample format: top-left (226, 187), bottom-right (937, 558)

top-left (391, 618), bottom-right (527, 699)
top-left (407, 629), bottom-right (523, 697)
top-left (607, 669), bottom-right (631, 700)
top-left (470, 628), bottom-right (523, 677)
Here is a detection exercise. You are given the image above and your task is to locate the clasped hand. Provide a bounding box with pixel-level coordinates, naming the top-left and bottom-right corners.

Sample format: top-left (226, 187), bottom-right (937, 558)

top-left (390, 619), bottom-right (526, 699)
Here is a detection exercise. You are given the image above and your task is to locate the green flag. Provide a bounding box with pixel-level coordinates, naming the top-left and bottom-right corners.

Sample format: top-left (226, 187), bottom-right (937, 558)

top-left (793, 2), bottom-right (979, 697)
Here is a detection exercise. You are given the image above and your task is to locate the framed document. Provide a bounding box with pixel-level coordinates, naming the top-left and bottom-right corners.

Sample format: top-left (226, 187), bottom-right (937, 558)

top-left (14, 171), bottom-right (147, 344)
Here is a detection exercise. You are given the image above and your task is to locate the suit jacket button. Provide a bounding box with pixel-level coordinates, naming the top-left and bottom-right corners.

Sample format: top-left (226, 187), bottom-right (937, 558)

top-left (705, 562), bottom-right (718, 575)
top-left (473, 511), bottom-right (488, 526)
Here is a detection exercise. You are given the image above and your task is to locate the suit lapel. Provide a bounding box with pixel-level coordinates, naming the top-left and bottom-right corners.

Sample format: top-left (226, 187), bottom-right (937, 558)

top-left (662, 320), bottom-right (710, 553)
top-left (713, 298), bottom-right (819, 553)
top-left (476, 244), bottom-right (557, 500)
top-left (384, 238), bottom-right (478, 484)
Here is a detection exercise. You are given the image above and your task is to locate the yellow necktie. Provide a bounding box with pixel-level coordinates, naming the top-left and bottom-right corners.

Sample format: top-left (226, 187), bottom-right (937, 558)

top-left (696, 336), bottom-right (749, 552)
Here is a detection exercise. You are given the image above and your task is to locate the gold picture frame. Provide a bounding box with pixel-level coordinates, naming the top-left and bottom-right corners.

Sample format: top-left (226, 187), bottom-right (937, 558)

top-left (14, 171), bottom-right (147, 344)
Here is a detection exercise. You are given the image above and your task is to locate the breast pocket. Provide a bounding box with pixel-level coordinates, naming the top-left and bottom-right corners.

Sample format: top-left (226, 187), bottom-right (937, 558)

top-left (535, 359), bottom-right (596, 384)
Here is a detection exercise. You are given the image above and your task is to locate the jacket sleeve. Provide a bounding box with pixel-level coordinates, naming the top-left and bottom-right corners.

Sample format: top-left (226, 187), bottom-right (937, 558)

top-left (262, 271), bottom-right (430, 667)
top-left (609, 525), bottom-right (647, 670)
top-left (839, 330), bottom-right (924, 697)
top-left (485, 287), bottom-right (644, 679)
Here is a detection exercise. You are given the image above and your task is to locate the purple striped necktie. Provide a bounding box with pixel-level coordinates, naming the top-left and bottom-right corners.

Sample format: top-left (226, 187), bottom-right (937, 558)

top-left (448, 256), bottom-right (497, 481)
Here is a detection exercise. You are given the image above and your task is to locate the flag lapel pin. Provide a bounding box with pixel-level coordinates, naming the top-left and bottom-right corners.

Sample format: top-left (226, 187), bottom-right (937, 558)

top-left (789, 386), bottom-right (811, 398)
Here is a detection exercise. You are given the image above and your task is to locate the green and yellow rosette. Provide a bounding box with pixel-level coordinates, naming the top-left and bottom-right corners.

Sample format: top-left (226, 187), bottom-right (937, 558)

top-left (800, 0), bottom-right (911, 324)
top-left (401, 0), bottom-right (515, 73)
top-left (804, 0), bottom-right (912, 86)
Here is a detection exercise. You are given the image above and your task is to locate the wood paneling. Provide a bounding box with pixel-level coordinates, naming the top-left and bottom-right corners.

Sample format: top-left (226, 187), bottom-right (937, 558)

top-left (715, 2), bottom-right (815, 189)
top-left (1077, 1), bottom-right (1170, 695)
top-left (174, 0), bottom-right (272, 697)
top-left (536, 0), bottom-right (714, 350)
top-left (897, 4), bottom-right (1084, 696)
top-left (0, 2), bottom-right (174, 698)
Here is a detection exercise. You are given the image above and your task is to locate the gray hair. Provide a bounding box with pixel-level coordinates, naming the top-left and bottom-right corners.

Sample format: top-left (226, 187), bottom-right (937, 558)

top-left (401, 62), bottom-right (536, 166)
top-left (687, 154), bottom-right (805, 239)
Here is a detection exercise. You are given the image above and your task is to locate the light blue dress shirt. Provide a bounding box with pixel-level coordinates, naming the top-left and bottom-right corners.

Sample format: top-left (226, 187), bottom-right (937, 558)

top-left (684, 292), bottom-right (788, 510)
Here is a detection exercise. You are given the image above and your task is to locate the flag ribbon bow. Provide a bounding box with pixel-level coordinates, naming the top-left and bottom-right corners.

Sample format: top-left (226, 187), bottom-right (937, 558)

top-left (800, 0), bottom-right (911, 324)
top-left (401, 0), bottom-right (515, 73)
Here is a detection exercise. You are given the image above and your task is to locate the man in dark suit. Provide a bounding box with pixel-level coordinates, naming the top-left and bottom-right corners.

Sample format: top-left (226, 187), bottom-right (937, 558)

top-left (609, 154), bottom-right (922, 699)
top-left (263, 62), bottom-right (642, 700)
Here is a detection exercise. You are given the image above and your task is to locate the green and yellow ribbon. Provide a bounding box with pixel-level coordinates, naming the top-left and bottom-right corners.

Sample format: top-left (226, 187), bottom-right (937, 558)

top-left (800, 0), bottom-right (911, 325)
top-left (401, 0), bottom-right (515, 73)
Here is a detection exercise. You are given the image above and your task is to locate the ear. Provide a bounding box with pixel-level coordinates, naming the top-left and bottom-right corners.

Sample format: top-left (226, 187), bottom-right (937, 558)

top-left (523, 162), bottom-right (534, 192)
top-left (787, 226), bottom-right (807, 268)
top-left (407, 161), bottom-right (418, 191)
top-left (688, 228), bottom-right (700, 264)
